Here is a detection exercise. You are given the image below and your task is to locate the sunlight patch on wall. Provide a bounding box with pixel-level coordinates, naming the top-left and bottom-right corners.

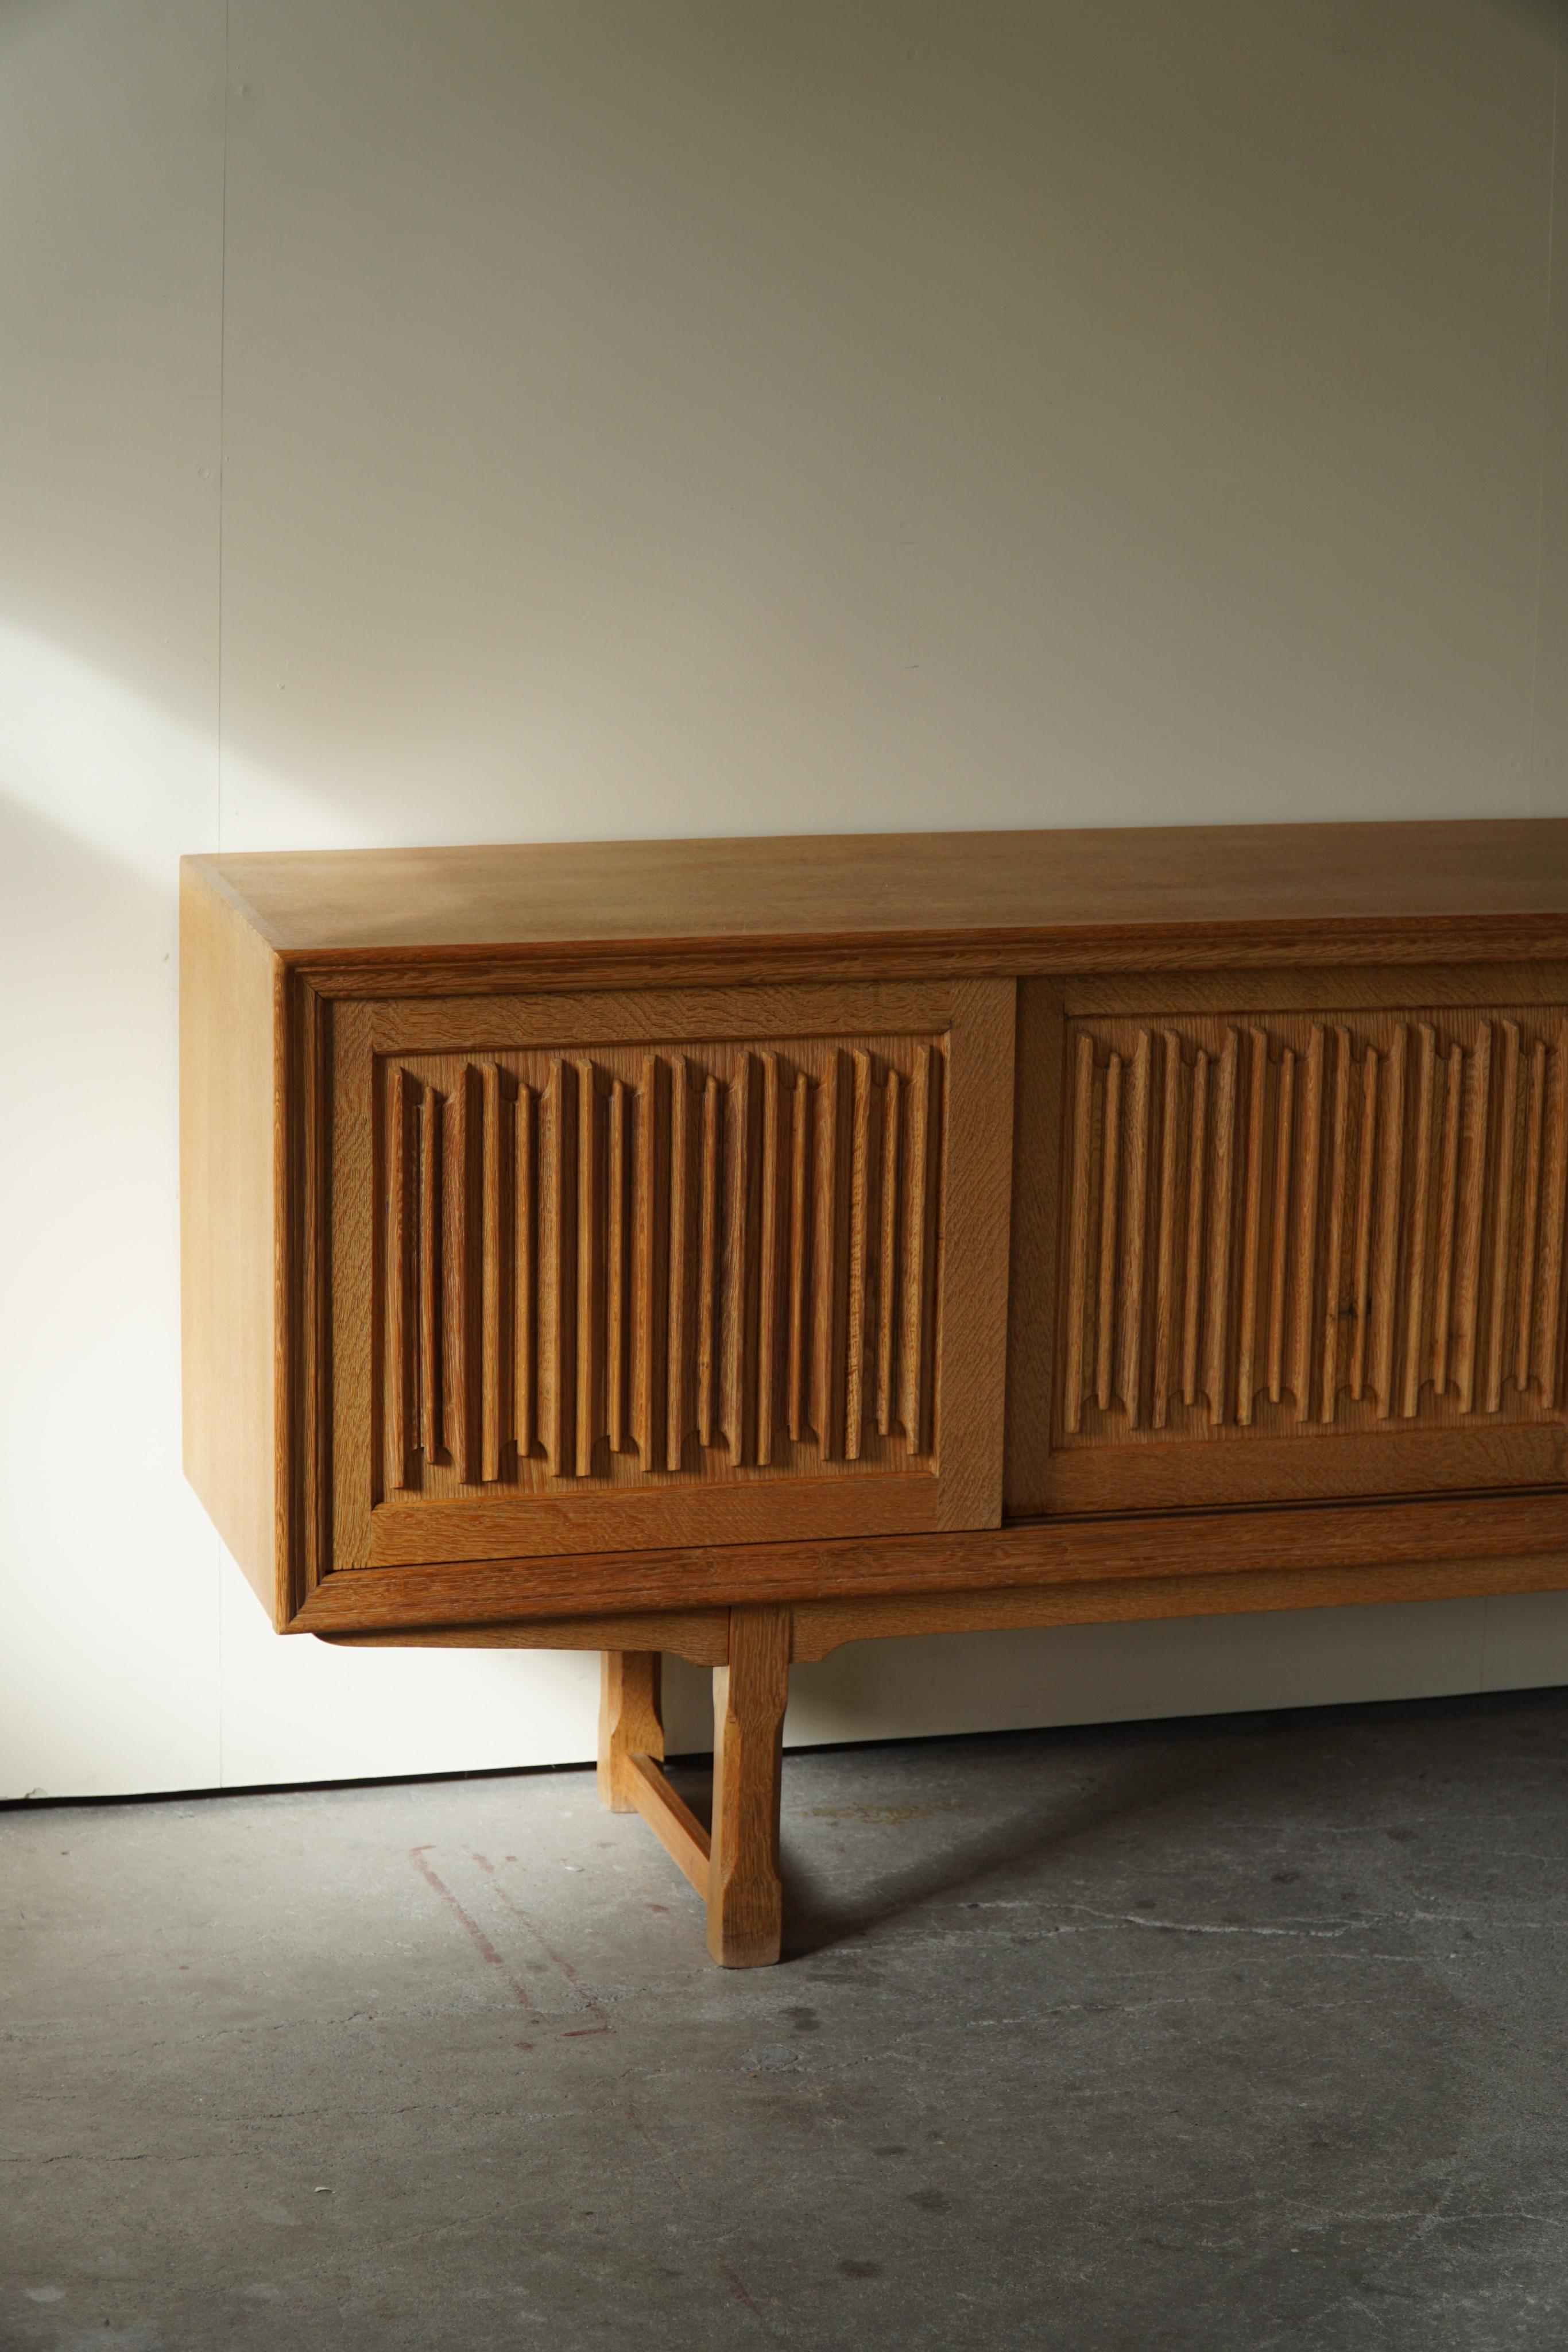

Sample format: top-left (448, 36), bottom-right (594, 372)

top-left (0, 613), bottom-right (363, 875)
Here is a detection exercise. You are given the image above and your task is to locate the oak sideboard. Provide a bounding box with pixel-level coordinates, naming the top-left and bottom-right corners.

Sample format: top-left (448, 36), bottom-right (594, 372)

top-left (181, 821), bottom-right (1568, 1964)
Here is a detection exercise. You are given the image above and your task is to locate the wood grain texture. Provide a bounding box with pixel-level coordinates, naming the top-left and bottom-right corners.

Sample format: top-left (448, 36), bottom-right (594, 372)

top-left (931, 982), bottom-right (1016, 1528)
top-left (1371, 1026), bottom-right (1407, 1417)
top-left (1094, 1049), bottom-right (1122, 1414)
top-left (366, 1469), bottom-right (942, 1565)
top-left (538, 1058), bottom-right (574, 1477)
top-left (1483, 1023), bottom-right (1520, 1416)
top-left (416, 1082), bottom-right (441, 1456)
top-left (184, 822), bottom-right (1568, 968)
top-left (787, 1070), bottom-right (810, 1441)
top-left (632, 1052), bottom-right (668, 1470)
top-left (699, 1076), bottom-right (727, 1453)
top-left (316, 1608), bottom-right (730, 1664)
top-left (575, 1059), bottom-right (602, 1479)
top-left (597, 1649), bottom-right (663, 1810)
top-left (606, 1078), bottom-right (629, 1454)
top-left (293, 978), bottom-right (331, 1597)
top-left (1319, 1029), bottom-right (1352, 1429)
top-left (876, 1066), bottom-right (901, 1439)
top-left (1265, 1043), bottom-right (1295, 1408)
top-left (384, 1065), bottom-right (417, 1490)
top-left (1454, 1023), bottom-right (1492, 1414)
top-left (308, 1554), bottom-right (1568, 1666)
top-left (665, 1056), bottom-right (693, 1472)
top-left (179, 866), bottom-right (285, 1617)
top-left (1067, 961), bottom-right (1568, 1017)
top-left (310, 1561), bottom-right (1568, 1674)
top-left (1062, 1031), bottom-right (1094, 1436)
top-left (327, 998), bottom-right (374, 1581)
top-left (810, 1049), bottom-right (850, 1465)
top-left (1350, 1042), bottom-right (1379, 1403)
top-left (1182, 1046), bottom-right (1209, 1408)
top-left (375, 1034), bottom-right (947, 1492)
top-left (624, 1755), bottom-right (711, 1900)
top-left (1287, 1025), bottom-right (1323, 1416)
top-left (282, 978), bottom-right (1017, 1587)
top-left (1234, 1027), bottom-right (1267, 1425)
top-left (1400, 1028), bottom-right (1436, 1421)
top-left (177, 829), bottom-right (1568, 1976)
top-left (844, 1050), bottom-right (872, 1454)
top-left (182, 837), bottom-right (1568, 1669)
top-left (1203, 1027), bottom-right (1239, 1428)
top-left (1153, 1031), bottom-right (1182, 1427)
top-left (1054, 1007), bottom-right (1568, 1459)
top-left (707, 1604), bottom-right (791, 1967)
top-left (1036, 1424), bottom-right (1565, 1516)
top-left (1002, 984), bottom-right (1066, 1515)
top-left (287, 1485), bottom-right (1568, 1633)
top-left (787, 1551), bottom-right (1568, 1662)
top-left (1516, 1038), bottom-right (1547, 1398)
top-left (479, 1063), bottom-right (506, 1483)
top-left (1538, 1025), bottom-right (1568, 1406)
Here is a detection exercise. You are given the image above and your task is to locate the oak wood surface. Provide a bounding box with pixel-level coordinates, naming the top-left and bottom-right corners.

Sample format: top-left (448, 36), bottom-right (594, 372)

top-left (1004, 982), bottom-right (1066, 1515)
top-left (1013, 971), bottom-right (1568, 1524)
top-left (1056, 1005), bottom-right (1568, 1441)
top-left (785, 1550), bottom-right (1568, 1660)
top-left (366, 981), bottom-right (963, 1051)
top-left (179, 867), bottom-right (285, 1618)
top-left (365, 1473), bottom-right (944, 1563)
top-left (177, 822), bottom-right (1568, 1976)
top-left (181, 826), bottom-right (1568, 1664)
top-left (598, 1651), bottom-right (712, 1897)
top-left (1062, 962), bottom-right (1568, 1016)
top-left (186, 822), bottom-right (1568, 965)
top-left (934, 981), bottom-right (1016, 1527)
top-left (369, 1022), bottom-right (953, 1503)
top-left (707, 1604), bottom-right (791, 1967)
top-left (316, 1608), bottom-right (730, 1664)
top-left (1043, 1420), bottom-right (1568, 1514)
top-left (302, 977), bottom-right (1013, 1594)
top-left (285, 1484), bottom-right (1568, 1632)
top-left (1040, 1427), bottom-right (1567, 1514)
top-left (311, 1546), bottom-right (1568, 1664)
top-left (597, 1650), bottom-right (663, 1809)
top-left (624, 1755), bottom-right (712, 1900)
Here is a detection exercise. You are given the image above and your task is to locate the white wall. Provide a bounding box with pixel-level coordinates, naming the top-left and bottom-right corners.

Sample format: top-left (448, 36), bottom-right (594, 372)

top-left (4, 0), bottom-right (1568, 1798)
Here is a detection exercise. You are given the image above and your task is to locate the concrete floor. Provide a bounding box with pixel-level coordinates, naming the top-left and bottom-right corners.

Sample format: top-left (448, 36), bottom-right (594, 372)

top-left (4, 1689), bottom-right (1567, 2351)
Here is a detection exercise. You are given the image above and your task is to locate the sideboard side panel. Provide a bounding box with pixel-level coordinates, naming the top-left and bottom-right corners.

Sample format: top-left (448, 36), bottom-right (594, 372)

top-left (179, 865), bottom-right (285, 1619)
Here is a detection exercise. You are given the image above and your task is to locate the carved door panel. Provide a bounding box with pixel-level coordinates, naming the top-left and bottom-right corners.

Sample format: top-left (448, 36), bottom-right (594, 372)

top-left (1008, 974), bottom-right (1568, 1517)
top-left (309, 980), bottom-right (1015, 1577)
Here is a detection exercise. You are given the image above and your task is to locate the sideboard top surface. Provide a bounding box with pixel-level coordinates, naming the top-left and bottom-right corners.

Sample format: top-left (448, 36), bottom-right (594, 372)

top-left (185, 819), bottom-right (1568, 965)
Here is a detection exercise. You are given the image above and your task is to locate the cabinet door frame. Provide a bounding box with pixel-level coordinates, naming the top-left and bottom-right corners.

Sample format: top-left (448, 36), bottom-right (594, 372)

top-left (1008, 963), bottom-right (1568, 1521)
top-left (291, 974), bottom-right (1015, 1600)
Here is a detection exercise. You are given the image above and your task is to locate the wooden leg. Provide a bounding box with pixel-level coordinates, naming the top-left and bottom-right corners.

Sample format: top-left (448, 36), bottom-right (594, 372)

top-left (707, 1604), bottom-right (791, 1968)
top-left (599, 1647), bottom-right (713, 1904)
top-left (598, 1651), bottom-right (663, 1811)
top-left (601, 1621), bottom-right (790, 1962)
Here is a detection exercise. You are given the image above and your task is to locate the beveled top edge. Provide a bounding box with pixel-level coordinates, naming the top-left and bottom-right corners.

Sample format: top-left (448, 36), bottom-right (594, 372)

top-left (183, 819), bottom-right (1568, 958)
